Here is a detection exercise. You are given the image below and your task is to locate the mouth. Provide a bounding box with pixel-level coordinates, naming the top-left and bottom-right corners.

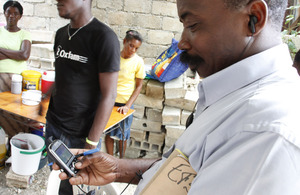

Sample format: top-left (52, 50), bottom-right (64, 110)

top-left (180, 51), bottom-right (204, 65)
top-left (7, 19), bottom-right (14, 23)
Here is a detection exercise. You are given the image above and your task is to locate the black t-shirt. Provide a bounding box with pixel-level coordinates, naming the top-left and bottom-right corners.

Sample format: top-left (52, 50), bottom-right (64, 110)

top-left (46, 18), bottom-right (120, 137)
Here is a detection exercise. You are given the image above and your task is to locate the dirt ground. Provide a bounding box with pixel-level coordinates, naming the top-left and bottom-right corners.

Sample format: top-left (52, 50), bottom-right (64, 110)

top-left (0, 163), bottom-right (137, 195)
top-left (0, 164), bottom-right (50, 195)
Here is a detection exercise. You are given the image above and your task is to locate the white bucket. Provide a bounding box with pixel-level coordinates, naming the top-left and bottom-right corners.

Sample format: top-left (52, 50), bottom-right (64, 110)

top-left (10, 133), bottom-right (45, 175)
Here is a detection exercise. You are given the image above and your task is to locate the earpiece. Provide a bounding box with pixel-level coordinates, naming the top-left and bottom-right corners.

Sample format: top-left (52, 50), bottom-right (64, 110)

top-left (249, 15), bottom-right (258, 34)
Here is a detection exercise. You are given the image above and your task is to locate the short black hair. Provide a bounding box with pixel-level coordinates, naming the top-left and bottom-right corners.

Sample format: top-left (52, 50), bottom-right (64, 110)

top-left (3, 0), bottom-right (23, 15)
top-left (125, 30), bottom-right (143, 43)
top-left (224, 0), bottom-right (288, 32)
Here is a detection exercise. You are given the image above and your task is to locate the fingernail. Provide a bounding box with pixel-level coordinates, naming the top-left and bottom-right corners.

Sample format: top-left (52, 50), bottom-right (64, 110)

top-left (76, 162), bottom-right (82, 167)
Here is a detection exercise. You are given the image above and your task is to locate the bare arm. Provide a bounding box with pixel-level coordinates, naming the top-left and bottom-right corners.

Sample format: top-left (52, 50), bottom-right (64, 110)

top-left (85, 71), bottom-right (119, 149)
top-left (118, 78), bottom-right (143, 115)
top-left (0, 40), bottom-right (31, 60)
top-left (53, 149), bottom-right (160, 185)
top-left (0, 52), bottom-right (6, 60)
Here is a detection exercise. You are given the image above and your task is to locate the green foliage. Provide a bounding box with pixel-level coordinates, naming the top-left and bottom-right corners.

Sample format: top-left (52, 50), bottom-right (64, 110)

top-left (282, 5), bottom-right (300, 58)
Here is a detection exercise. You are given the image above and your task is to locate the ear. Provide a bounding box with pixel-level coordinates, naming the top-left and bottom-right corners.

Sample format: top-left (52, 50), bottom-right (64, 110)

top-left (246, 0), bottom-right (268, 36)
top-left (123, 38), bottom-right (127, 45)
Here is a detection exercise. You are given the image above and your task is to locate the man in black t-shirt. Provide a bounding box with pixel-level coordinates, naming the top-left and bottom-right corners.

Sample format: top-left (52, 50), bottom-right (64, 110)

top-left (46, 0), bottom-right (120, 194)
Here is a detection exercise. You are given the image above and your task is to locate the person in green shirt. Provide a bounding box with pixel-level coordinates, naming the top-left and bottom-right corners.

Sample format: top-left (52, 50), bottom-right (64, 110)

top-left (0, 0), bottom-right (31, 92)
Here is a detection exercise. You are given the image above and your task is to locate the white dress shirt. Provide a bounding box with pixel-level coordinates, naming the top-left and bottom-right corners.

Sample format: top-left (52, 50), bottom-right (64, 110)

top-left (135, 44), bottom-right (300, 195)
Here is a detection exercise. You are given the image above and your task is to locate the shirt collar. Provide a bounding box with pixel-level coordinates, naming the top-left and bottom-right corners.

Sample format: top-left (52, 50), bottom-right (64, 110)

top-left (197, 44), bottom-right (292, 111)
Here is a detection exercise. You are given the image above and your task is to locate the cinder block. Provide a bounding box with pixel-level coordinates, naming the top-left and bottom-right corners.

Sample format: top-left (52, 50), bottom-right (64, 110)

top-left (165, 136), bottom-right (178, 148)
top-left (148, 30), bottom-right (174, 45)
top-left (152, 1), bottom-right (178, 17)
top-left (130, 129), bottom-right (146, 142)
top-left (30, 30), bottom-right (55, 44)
top-left (135, 94), bottom-right (164, 110)
top-left (164, 98), bottom-right (184, 110)
top-left (131, 117), bottom-right (162, 133)
top-left (183, 90), bottom-right (198, 111)
top-left (164, 97), bottom-right (197, 112)
top-left (148, 132), bottom-right (165, 145)
top-left (181, 110), bottom-right (192, 126)
top-left (146, 80), bottom-right (164, 99)
top-left (165, 75), bottom-right (186, 99)
top-left (146, 108), bottom-right (162, 122)
top-left (30, 44), bottom-right (54, 59)
top-left (130, 138), bottom-right (163, 153)
top-left (40, 58), bottom-right (55, 70)
top-left (184, 75), bottom-right (201, 90)
top-left (133, 104), bottom-right (145, 119)
top-left (165, 125), bottom-right (185, 139)
top-left (124, 147), bottom-right (142, 159)
top-left (6, 168), bottom-right (33, 189)
top-left (143, 151), bottom-right (162, 159)
top-left (162, 106), bottom-right (181, 125)
top-left (28, 56), bottom-right (41, 68)
top-left (141, 80), bottom-right (149, 94)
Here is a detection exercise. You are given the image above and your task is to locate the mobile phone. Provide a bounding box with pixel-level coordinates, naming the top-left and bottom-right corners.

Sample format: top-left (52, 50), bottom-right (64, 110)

top-left (48, 139), bottom-right (79, 177)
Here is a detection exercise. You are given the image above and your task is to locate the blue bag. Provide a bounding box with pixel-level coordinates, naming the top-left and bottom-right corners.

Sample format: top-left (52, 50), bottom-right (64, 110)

top-left (148, 39), bottom-right (188, 82)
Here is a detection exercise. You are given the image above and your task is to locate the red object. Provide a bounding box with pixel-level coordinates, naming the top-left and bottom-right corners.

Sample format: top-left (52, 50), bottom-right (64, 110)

top-left (41, 71), bottom-right (55, 94)
top-left (41, 79), bottom-right (54, 94)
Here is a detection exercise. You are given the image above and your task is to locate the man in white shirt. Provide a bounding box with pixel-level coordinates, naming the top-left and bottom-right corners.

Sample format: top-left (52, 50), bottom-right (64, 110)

top-left (54, 0), bottom-right (300, 194)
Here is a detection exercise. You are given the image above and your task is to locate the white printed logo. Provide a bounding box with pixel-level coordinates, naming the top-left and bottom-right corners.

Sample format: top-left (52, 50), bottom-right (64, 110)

top-left (55, 45), bottom-right (88, 63)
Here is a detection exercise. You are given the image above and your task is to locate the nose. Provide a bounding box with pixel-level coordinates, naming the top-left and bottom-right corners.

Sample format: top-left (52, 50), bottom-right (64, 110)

top-left (130, 47), bottom-right (136, 53)
top-left (178, 29), bottom-right (191, 51)
top-left (8, 13), bottom-right (15, 18)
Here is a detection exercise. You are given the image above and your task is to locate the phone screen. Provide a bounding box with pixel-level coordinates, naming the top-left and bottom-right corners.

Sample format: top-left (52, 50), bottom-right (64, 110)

top-left (55, 144), bottom-right (73, 164)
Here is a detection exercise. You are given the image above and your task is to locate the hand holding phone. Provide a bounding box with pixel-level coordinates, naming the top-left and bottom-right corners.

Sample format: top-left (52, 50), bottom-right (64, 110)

top-left (48, 139), bottom-right (79, 177)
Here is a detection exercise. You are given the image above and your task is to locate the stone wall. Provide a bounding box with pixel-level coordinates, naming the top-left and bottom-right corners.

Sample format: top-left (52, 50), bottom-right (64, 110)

top-left (0, 0), bottom-right (183, 65)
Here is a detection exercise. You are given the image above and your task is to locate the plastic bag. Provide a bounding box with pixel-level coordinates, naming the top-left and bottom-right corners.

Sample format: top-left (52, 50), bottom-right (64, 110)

top-left (148, 38), bottom-right (188, 82)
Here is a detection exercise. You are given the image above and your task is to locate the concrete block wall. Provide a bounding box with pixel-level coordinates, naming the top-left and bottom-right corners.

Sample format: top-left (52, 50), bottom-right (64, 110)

top-left (0, 0), bottom-right (183, 65)
top-left (28, 30), bottom-right (55, 71)
top-left (126, 73), bottom-right (200, 158)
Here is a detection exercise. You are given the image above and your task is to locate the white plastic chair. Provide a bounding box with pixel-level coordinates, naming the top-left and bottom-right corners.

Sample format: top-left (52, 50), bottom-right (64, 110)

top-left (46, 170), bottom-right (120, 195)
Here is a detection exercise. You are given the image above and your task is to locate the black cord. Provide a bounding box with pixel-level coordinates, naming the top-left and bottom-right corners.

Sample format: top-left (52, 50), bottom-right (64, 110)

top-left (76, 184), bottom-right (88, 194)
top-left (120, 158), bottom-right (162, 195)
top-left (120, 170), bottom-right (143, 194)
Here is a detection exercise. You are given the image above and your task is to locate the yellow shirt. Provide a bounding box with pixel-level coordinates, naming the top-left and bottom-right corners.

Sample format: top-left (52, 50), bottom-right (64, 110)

top-left (115, 54), bottom-right (145, 103)
top-left (0, 27), bottom-right (32, 74)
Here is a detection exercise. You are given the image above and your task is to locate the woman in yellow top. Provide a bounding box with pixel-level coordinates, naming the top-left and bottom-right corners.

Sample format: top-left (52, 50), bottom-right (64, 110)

top-left (0, 1), bottom-right (31, 92)
top-left (105, 30), bottom-right (145, 158)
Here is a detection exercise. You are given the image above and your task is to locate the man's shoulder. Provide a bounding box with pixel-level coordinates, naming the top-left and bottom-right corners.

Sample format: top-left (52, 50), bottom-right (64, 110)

top-left (56, 24), bottom-right (68, 33)
top-left (89, 18), bottom-right (116, 36)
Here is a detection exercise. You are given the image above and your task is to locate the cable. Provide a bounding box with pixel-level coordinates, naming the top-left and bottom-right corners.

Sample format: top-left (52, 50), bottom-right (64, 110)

top-left (120, 158), bottom-right (162, 194)
top-left (76, 184), bottom-right (88, 194)
top-left (238, 35), bottom-right (254, 60)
